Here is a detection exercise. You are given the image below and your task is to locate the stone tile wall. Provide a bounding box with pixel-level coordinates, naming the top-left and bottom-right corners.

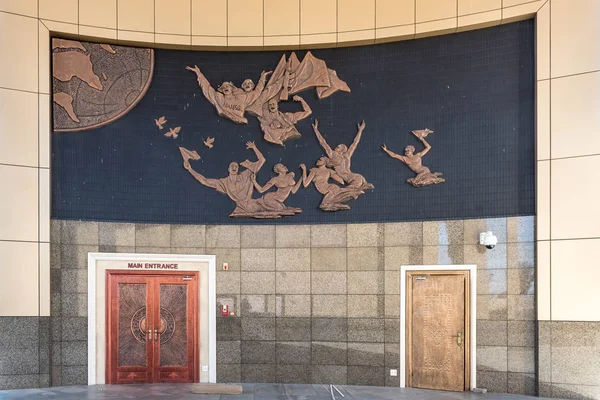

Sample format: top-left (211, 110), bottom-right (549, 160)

top-left (48, 217), bottom-right (535, 393)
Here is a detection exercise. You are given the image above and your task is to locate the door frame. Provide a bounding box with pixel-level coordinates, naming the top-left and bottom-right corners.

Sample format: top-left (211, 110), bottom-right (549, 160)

top-left (400, 264), bottom-right (477, 390)
top-left (87, 253), bottom-right (216, 385)
top-left (105, 269), bottom-right (200, 384)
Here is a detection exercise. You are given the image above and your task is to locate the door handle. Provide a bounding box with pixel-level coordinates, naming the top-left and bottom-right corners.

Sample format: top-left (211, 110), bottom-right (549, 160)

top-left (147, 329), bottom-right (152, 342)
top-left (453, 330), bottom-right (462, 347)
top-left (154, 328), bottom-right (158, 342)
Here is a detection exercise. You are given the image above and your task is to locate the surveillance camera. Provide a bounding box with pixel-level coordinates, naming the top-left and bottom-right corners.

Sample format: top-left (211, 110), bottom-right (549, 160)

top-left (479, 231), bottom-right (497, 250)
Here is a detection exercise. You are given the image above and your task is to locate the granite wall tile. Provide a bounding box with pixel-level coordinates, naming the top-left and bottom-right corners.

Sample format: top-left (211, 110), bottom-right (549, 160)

top-left (384, 295), bottom-right (399, 318)
top-left (217, 363), bottom-right (241, 383)
top-left (347, 343), bottom-right (384, 366)
top-left (551, 383), bottom-right (600, 400)
top-left (311, 365), bottom-right (347, 385)
top-left (384, 319), bottom-right (400, 343)
top-left (216, 317), bottom-right (241, 341)
top-left (241, 364), bottom-right (276, 383)
top-left (477, 295), bottom-right (508, 320)
top-left (423, 245), bottom-right (464, 265)
top-left (477, 346), bottom-right (508, 372)
top-left (477, 320), bottom-right (508, 346)
top-left (61, 293), bottom-right (88, 317)
top-left (312, 318), bottom-right (348, 342)
top-left (276, 318), bottom-right (311, 341)
top-left (207, 248), bottom-right (241, 271)
top-left (217, 295), bottom-right (240, 316)
top-left (384, 271), bottom-right (400, 295)
top-left (217, 270), bottom-right (241, 294)
top-left (313, 295), bottom-right (347, 318)
top-left (98, 222), bottom-right (135, 246)
top-left (170, 224), bottom-right (205, 248)
top-left (0, 317), bottom-right (39, 348)
top-left (347, 271), bottom-right (383, 294)
top-left (134, 224), bottom-right (170, 247)
top-left (241, 226), bottom-right (275, 248)
top-left (241, 248), bottom-right (276, 271)
top-left (61, 341), bottom-right (87, 366)
top-left (276, 272), bottom-right (310, 294)
top-left (507, 269), bottom-right (535, 295)
top-left (241, 318), bottom-right (275, 341)
top-left (464, 218), bottom-right (506, 245)
top-left (464, 244), bottom-right (507, 269)
top-left (277, 342), bottom-right (311, 365)
top-left (347, 318), bottom-right (384, 343)
top-left (311, 248), bottom-right (347, 271)
top-left (0, 346), bottom-right (39, 374)
top-left (347, 366), bottom-right (385, 386)
top-left (217, 341), bottom-right (241, 364)
top-left (0, 375), bottom-right (41, 390)
top-left (348, 295), bottom-right (382, 318)
top-left (384, 222), bottom-right (423, 246)
top-left (275, 295), bottom-right (311, 317)
top-left (134, 246), bottom-right (170, 254)
top-left (551, 322), bottom-right (600, 386)
top-left (60, 269), bottom-right (88, 293)
top-left (507, 295), bottom-right (535, 321)
top-left (507, 243), bottom-right (535, 268)
top-left (507, 216), bottom-right (534, 243)
top-left (276, 225), bottom-right (311, 248)
top-left (385, 343), bottom-right (400, 367)
top-left (99, 245), bottom-right (136, 253)
top-left (240, 295), bottom-right (275, 317)
top-left (477, 370), bottom-right (508, 393)
top-left (241, 272), bottom-right (275, 294)
top-left (312, 271), bottom-right (347, 294)
top-left (347, 247), bottom-right (383, 271)
top-left (537, 321), bottom-right (551, 384)
top-left (311, 225), bottom-right (346, 247)
top-left (206, 225), bottom-right (241, 248)
top-left (60, 245), bottom-right (98, 269)
top-left (61, 221), bottom-right (98, 245)
top-left (347, 223), bottom-right (383, 247)
top-left (241, 341), bottom-right (276, 364)
top-left (478, 269), bottom-right (507, 295)
top-left (277, 364), bottom-right (311, 384)
top-left (61, 317), bottom-right (87, 341)
top-left (275, 248), bottom-right (310, 271)
top-left (423, 220), bottom-right (464, 246)
top-left (312, 342), bottom-right (347, 365)
top-left (384, 246), bottom-right (423, 270)
top-left (508, 347), bottom-right (535, 373)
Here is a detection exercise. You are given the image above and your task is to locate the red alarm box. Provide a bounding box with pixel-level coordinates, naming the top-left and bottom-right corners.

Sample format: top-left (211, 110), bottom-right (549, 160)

top-left (221, 304), bottom-right (229, 317)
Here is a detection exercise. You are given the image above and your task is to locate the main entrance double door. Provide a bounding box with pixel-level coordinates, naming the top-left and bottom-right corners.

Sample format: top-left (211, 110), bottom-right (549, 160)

top-left (106, 271), bottom-right (199, 384)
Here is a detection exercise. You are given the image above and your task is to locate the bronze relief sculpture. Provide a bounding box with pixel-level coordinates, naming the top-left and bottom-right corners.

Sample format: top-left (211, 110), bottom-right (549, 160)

top-left (257, 95), bottom-right (312, 146)
top-left (382, 129), bottom-right (445, 187)
top-left (180, 142), bottom-right (302, 219)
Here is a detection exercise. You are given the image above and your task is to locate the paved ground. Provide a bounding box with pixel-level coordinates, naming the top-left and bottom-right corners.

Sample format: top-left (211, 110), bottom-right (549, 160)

top-left (0, 383), bottom-right (557, 400)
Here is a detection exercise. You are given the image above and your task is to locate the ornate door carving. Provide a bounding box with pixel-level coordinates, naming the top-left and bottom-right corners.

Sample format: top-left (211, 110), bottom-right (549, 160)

top-left (406, 271), bottom-right (469, 391)
top-left (107, 271), bottom-right (198, 384)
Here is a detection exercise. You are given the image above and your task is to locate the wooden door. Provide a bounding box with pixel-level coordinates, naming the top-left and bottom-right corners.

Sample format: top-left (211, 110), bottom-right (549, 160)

top-left (406, 271), bottom-right (469, 391)
top-left (106, 271), bottom-right (199, 384)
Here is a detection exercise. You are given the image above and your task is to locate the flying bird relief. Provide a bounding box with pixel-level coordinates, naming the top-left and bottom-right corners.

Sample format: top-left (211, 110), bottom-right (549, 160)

top-left (165, 126), bottom-right (180, 139)
top-left (155, 116), bottom-right (167, 129)
top-left (381, 129), bottom-right (445, 188)
top-left (181, 142), bottom-right (302, 219)
top-left (203, 137), bottom-right (215, 148)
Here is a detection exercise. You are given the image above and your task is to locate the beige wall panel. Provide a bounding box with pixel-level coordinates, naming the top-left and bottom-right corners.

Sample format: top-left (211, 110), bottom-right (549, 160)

top-left (228, 36), bottom-right (263, 47)
top-left (537, 80), bottom-right (550, 160)
top-left (376, 0), bottom-right (414, 28)
top-left (504, 0), bottom-right (536, 6)
top-left (416, 0), bottom-right (457, 23)
top-left (39, 94), bottom-right (50, 168)
top-left (501, 0), bottom-right (540, 23)
top-left (0, 0), bottom-right (37, 16)
top-left (551, 0), bottom-right (600, 77)
top-left (264, 35), bottom-right (300, 48)
top-left (551, 72), bottom-right (600, 159)
top-left (38, 22), bottom-right (50, 96)
top-left (39, 242), bottom-right (50, 316)
top-left (118, 0), bottom-right (154, 32)
top-left (118, 30), bottom-right (155, 43)
top-left (537, 240), bottom-right (550, 320)
top-left (301, 0), bottom-right (336, 35)
top-left (79, 0), bottom-right (117, 29)
top-left (192, 0), bottom-right (227, 37)
top-left (0, 12), bottom-right (38, 93)
top-left (552, 239), bottom-right (600, 321)
top-left (41, 19), bottom-right (78, 34)
top-left (264, 0), bottom-right (299, 36)
top-left (0, 89), bottom-right (38, 167)
top-left (375, 25), bottom-right (414, 42)
top-left (155, 33), bottom-right (191, 46)
top-left (192, 36), bottom-right (227, 47)
top-left (155, 0), bottom-right (191, 35)
top-left (0, 241), bottom-right (39, 316)
top-left (39, 0), bottom-right (77, 23)
top-left (39, 168), bottom-right (50, 243)
top-left (79, 26), bottom-right (117, 39)
top-left (338, 0), bottom-right (374, 32)
top-left (551, 156), bottom-right (600, 240)
top-left (0, 165), bottom-right (39, 242)
top-left (537, 160), bottom-right (550, 241)
top-left (228, 0), bottom-right (263, 37)
top-left (300, 33), bottom-right (337, 47)
top-left (457, 9), bottom-right (500, 32)
top-left (416, 18), bottom-right (457, 38)
top-left (536, 1), bottom-right (549, 81)
top-left (337, 30), bottom-right (375, 45)
top-left (458, 0), bottom-right (500, 16)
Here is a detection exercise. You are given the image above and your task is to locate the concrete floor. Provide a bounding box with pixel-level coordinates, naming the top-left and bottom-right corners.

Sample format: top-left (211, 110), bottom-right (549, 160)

top-left (0, 383), bottom-right (561, 400)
